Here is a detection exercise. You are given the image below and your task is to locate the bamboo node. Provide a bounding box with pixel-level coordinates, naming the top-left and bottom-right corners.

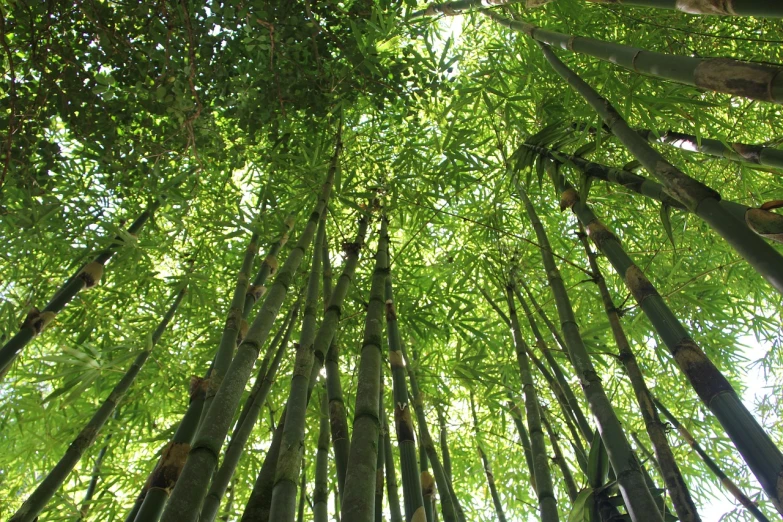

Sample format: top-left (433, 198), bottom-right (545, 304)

top-left (238, 319), bottom-right (250, 344)
top-left (745, 207), bottom-right (783, 245)
top-left (79, 262), bottom-right (105, 289)
top-left (624, 265), bottom-right (657, 304)
top-left (421, 471), bottom-right (436, 498)
top-left (585, 219), bottom-right (615, 247)
top-left (189, 376), bottom-right (209, 400)
top-left (694, 58), bottom-right (776, 102)
top-left (342, 241), bottom-right (361, 255)
top-left (264, 254), bottom-right (279, 274)
top-left (675, 0), bottom-right (732, 15)
top-left (385, 299), bottom-right (397, 321)
top-left (389, 349), bottom-right (404, 367)
top-left (412, 507), bottom-right (428, 522)
top-left (22, 308), bottom-right (56, 336)
top-left (248, 284), bottom-right (267, 301)
top-left (559, 188), bottom-right (579, 211)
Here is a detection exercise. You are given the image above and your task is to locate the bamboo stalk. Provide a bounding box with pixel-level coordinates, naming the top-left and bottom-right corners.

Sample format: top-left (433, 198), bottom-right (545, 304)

top-left (654, 398), bottom-right (772, 522)
top-left (297, 463), bottom-right (307, 522)
top-left (587, 0), bottom-right (783, 16)
top-left (268, 218), bottom-right (325, 522)
top-left (10, 283), bottom-right (187, 522)
top-left (533, 41), bottom-right (783, 294)
top-left (410, 0), bottom-right (522, 18)
top-left (385, 239), bottom-right (426, 521)
top-left (505, 283), bottom-right (560, 522)
top-left (384, 400), bottom-right (404, 522)
top-left (199, 302), bottom-right (300, 522)
top-left (482, 10), bottom-right (783, 104)
top-left (160, 131), bottom-right (339, 522)
top-left (540, 409), bottom-right (579, 502)
top-left (516, 279), bottom-right (569, 360)
top-left (240, 409), bottom-right (288, 522)
top-left (638, 129), bottom-right (783, 172)
top-left (0, 199), bottom-right (161, 377)
top-left (526, 143), bottom-right (783, 244)
top-left (314, 387), bottom-right (331, 522)
top-left (518, 185), bottom-right (664, 522)
top-left (375, 372), bottom-right (386, 522)
top-left (341, 217), bottom-right (389, 521)
top-left (557, 176), bottom-right (783, 515)
top-left (470, 392), bottom-right (509, 522)
top-left (575, 221), bottom-right (701, 522)
top-left (402, 345), bottom-right (463, 522)
top-left (437, 405), bottom-right (453, 483)
top-left (77, 410), bottom-right (118, 520)
top-left (506, 394), bottom-right (538, 494)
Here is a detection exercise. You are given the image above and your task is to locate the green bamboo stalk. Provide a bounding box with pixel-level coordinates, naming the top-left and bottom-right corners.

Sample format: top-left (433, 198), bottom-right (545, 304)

top-left (314, 387), bottom-right (331, 522)
top-left (0, 199), bottom-right (161, 377)
top-left (77, 410), bottom-right (118, 520)
top-left (470, 392), bottom-right (509, 522)
top-left (200, 224), bottom-right (262, 429)
top-left (409, 0), bottom-right (521, 18)
top-left (129, 373), bottom-right (209, 521)
top-left (297, 463), bottom-right (307, 522)
top-left (533, 41), bottom-right (783, 294)
top-left (198, 302), bottom-right (300, 522)
top-left (384, 402), bottom-right (404, 522)
top-left (402, 348), bottom-right (463, 522)
top-left (654, 398), bottom-right (772, 522)
top-left (575, 222), bottom-right (701, 522)
top-left (504, 283), bottom-right (560, 522)
top-left (333, 482), bottom-right (341, 522)
top-left (375, 373), bottom-right (386, 522)
top-left (527, 143), bottom-right (783, 244)
top-left (482, 10), bottom-right (783, 104)
top-left (557, 177), bottom-right (783, 514)
top-left (386, 252), bottom-right (426, 522)
top-left (421, 470), bottom-right (436, 521)
top-left (11, 283), bottom-right (187, 522)
top-left (161, 132), bottom-right (338, 522)
top-left (220, 480), bottom-right (235, 522)
top-left (587, 0), bottom-right (780, 16)
top-left (243, 212), bottom-right (298, 319)
top-left (437, 406), bottom-right (453, 483)
top-left (506, 394), bottom-right (537, 494)
top-left (516, 279), bottom-right (569, 360)
top-left (240, 409), bottom-right (287, 522)
top-left (638, 129), bottom-right (783, 172)
top-left (268, 217), bottom-right (325, 522)
top-left (540, 409), bottom-right (578, 502)
top-left (341, 218), bottom-right (389, 522)
top-left (513, 287), bottom-right (594, 444)
top-left (410, 352), bottom-right (433, 522)
top-left (517, 185), bottom-right (664, 522)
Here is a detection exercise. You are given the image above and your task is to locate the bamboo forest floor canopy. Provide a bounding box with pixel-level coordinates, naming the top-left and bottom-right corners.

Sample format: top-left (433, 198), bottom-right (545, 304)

top-left (2, 1), bottom-right (783, 521)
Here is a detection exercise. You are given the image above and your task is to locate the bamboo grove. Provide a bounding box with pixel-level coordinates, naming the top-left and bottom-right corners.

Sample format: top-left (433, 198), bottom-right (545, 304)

top-left (1, 0), bottom-right (782, 521)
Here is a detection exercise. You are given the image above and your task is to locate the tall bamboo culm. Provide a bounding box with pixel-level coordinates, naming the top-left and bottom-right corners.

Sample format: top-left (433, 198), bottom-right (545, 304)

top-left (385, 229), bottom-right (425, 521)
top-left (341, 217), bottom-right (389, 521)
top-left (517, 185), bottom-right (664, 522)
top-left (556, 178), bottom-right (783, 515)
top-left (383, 400), bottom-right (404, 522)
top-left (10, 283), bottom-right (187, 522)
top-left (504, 283), bottom-right (559, 522)
top-left (507, 394), bottom-right (537, 494)
top-left (532, 41), bottom-right (783, 295)
top-left (540, 410), bottom-right (578, 502)
top-left (0, 198), bottom-right (162, 377)
top-left (470, 391), bottom-right (508, 522)
top-left (160, 130), bottom-right (339, 522)
top-left (482, 10), bottom-right (783, 105)
top-left (314, 387), bottom-right (331, 522)
top-left (575, 222), bottom-right (701, 522)
top-left (268, 217), bottom-right (325, 522)
top-left (199, 301), bottom-right (300, 522)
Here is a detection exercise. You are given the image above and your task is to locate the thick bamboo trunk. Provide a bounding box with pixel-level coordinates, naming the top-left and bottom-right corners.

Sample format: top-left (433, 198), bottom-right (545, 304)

top-left (10, 284), bottom-right (187, 522)
top-left (0, 199), bottom-right (161, 377)
top-left (575, 223), bottom-right (701, 522)
top-left (483, 10), bottom-right (783, 104)
top-left (199, 302), bottom-right (300, 522)
top-left (386, 252), bottom-right (426, 521)
top-left (267, 218), bottom-right (326, 522)
top-left (505, 283), bottom-right (560, 522)
top-left (161, 133), bottom-right (338, 522)
top-left (557, 179), bottom-right (783, 515)
top-left (240, 410), bottom-right (287, 522)
top-left (341, 218), bottom-right (389, 521)
top-left (470, 392), bottom-right (509, 522)
top-left (534, 42), bottom-right (783, 294)
top-left (375, 374), bottom-right (386, 522)
top-left (314, 388), bottom-right (331, 522)
top-left (518, 186), bottom-right (664, 522)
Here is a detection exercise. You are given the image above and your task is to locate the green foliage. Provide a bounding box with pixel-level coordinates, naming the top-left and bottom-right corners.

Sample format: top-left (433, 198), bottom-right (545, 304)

top-left (1, 0), bottom-right (782, 521)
